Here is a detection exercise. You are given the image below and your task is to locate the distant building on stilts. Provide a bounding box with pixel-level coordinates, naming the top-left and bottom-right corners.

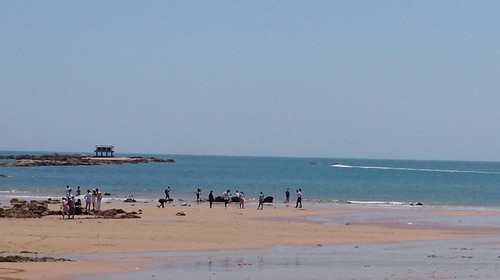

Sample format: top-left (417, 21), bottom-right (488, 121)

top-left (94, 145), bottom-right (114, 157)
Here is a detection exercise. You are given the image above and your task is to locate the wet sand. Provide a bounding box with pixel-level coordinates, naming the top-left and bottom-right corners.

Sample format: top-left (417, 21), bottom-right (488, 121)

top-left (1, 200), bottom-right (499, 279)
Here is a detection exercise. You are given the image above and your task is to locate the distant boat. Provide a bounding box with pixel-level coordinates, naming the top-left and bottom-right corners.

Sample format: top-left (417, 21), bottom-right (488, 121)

top-left (309, 162), bottom-right (319, 165)
top-left (331, 163), bottom-right (340, 166)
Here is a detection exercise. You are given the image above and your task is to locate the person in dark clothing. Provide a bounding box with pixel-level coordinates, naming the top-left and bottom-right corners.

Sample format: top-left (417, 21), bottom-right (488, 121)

top-left (208, 190), bottom-right (215, 208)
top-left (165, 186), bottom-right (171, 201)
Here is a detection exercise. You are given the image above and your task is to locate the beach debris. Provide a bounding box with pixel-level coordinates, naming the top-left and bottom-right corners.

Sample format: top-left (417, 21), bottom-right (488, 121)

top-left (176, 211), bottom-right (186, 216)
top-left (0, 255), bottom-right (73, 262)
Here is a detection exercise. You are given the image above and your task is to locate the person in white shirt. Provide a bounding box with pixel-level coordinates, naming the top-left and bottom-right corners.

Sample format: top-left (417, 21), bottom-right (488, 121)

top-left (223, 189), bottom-right (231, 209)
top-left (295, 189), bottom-right (302, 208)
top-left (84, 189), bottom-right (92, 212)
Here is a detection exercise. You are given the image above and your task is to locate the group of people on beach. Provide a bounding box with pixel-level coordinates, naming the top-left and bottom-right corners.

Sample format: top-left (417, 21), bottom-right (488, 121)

top-left (159, 187), bottom-right (303, 210)
top-left (61, 185), bottom-right (103, 219)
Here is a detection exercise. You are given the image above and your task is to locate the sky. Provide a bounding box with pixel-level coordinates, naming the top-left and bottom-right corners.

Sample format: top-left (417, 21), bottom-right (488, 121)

top-left (1, 1), bottom-right (500, 161)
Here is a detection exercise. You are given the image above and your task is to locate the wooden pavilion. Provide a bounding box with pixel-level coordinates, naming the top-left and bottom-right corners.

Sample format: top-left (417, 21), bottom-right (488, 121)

top-left (94, 145), bottom-right (114, 157)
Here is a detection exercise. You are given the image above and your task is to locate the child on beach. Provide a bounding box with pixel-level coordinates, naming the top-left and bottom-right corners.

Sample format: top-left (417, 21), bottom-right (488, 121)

top-left (239, 192), bottom-right (245, 209)
top-left (61, 197), bottom-right (70, 219)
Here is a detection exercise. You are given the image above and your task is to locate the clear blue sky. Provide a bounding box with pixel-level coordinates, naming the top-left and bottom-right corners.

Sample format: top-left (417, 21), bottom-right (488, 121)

top-left (2, 1), bottom-right (500, 161)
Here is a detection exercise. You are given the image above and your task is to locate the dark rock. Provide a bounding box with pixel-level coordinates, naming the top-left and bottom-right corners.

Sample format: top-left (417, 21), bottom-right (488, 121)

top-left (97, 208), bottom-right (140, 219)
top-left (214, 196), bottom-right (225, 202)
top-left (0, 255), bottom-right (73, 262)
top-left (263, 196), bottom-right (274, 203)
top-left (10, 198), bottom-right (26, 205)
top-left (124, 198), bottom-right (136, 203)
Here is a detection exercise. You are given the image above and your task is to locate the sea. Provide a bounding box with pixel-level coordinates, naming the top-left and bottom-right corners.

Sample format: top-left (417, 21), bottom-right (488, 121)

top-left (1, 150), bottom-right (500, 207)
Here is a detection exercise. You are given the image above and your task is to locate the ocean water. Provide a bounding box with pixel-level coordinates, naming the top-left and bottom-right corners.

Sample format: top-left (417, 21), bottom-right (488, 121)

top-left (1, 151), bottom-right (500, 207)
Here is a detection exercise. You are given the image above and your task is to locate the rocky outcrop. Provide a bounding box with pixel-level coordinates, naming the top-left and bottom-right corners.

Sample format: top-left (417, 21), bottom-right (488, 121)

top-left (0, 199), bottom-right (141, 219)
top-left (97, 208), bottom-right (141, 219)
top-left (0, 199), bottom-right (56, 218)
top-left (0, 154), bottom-right (175, 167)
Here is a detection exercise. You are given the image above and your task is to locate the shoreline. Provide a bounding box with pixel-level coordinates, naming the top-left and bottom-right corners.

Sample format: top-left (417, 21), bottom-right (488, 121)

top-left (1, 200), bottom-right (500, 279)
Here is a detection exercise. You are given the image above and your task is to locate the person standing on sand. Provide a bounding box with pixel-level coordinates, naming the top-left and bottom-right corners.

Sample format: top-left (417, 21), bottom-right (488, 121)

top-left (165, 186), bottom-right (171, 201)
top-left (257, 192), bottom-right (264, 210)
top-left (68, 196), bottom-right (76, 219)
top-left (223, 189), bottom-right (231, 209)
top-left (65, 185), bottom-right (71, 200)
top-left (95, 188), bottom-right (103, 211)
top-left (76, 186), bottom-right (81, 196)
top-left (196, 188), bottom-right (202, 203)
top-left (208, 190), bottom-right (214, 208)
top-left (84, 189), bottom-right (92, 211)
top-left (61, 197), bottom-right (70, 219)
top-left (92, 189), bottom-right (96, 210)
top-left (239, 192), bottom-right (245, 209)
top-left (285, 188), bottom-right (290, 203)
top-left (295, 189), bottom-right (302, 208)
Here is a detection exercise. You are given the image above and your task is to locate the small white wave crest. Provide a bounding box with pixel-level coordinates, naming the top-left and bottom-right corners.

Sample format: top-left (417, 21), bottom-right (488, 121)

top-left (331, 164), bottom-right (500, 175)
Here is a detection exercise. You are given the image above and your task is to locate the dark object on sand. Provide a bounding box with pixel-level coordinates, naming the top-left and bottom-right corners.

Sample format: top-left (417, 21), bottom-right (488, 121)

top-left (0, 255), bottom-right (73, 262)
top-left (124, 198), bottom-right (137, 203)
top-left (263, 196), bottom-right (274, 203)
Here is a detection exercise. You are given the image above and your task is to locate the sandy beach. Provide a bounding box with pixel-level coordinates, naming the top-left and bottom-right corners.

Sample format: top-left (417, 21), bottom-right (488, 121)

top-left (1, 200), bottom-right (500, 279)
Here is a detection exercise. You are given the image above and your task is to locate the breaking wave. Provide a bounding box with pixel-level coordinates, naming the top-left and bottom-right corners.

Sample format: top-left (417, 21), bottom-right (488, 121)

top-left (331, 164), bottom-right (500, 175)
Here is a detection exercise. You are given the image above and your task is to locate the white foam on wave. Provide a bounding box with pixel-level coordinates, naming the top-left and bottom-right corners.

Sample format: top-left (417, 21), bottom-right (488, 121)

top-left (332, 164), bottom-right (500, 175)
top-left (347, 200), bottom-right (407, 206)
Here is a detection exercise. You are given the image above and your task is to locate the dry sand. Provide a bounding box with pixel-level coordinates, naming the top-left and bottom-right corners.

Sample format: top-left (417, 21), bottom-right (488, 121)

top-left (0, 201), bottom-right (497, 280)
